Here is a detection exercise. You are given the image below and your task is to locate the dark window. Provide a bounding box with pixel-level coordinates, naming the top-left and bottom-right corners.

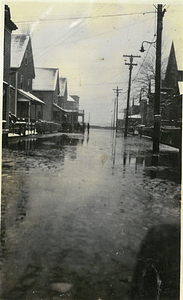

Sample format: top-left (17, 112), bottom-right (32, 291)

top-left (20, 75), bottom-right (23, 89)
top-left (28, 79), bottom-right (30, 92)
top-left (25, 50), bottom-right (28, 65)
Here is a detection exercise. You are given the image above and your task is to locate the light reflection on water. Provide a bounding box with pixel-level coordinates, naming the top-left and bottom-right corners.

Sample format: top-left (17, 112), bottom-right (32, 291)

top-left (6, 129), bottom-right (181, 183)
top-left (1, 129), bottom-right (181, 299)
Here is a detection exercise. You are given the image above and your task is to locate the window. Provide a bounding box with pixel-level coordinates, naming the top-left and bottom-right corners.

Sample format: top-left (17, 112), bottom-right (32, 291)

top-left (25, 50), bottom-right (28, 65)
top-left (28, 79), bottom-right (30, 92)
top-left (20, 75), bottom-right (23, 89)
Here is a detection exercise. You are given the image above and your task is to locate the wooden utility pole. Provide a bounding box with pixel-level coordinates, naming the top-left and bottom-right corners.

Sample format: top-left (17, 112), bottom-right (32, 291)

top-left (113, 86), bottom-right (122, 132)
top-left (153, 4), bottom-right (166, 157)
top-left (123, 54), bottom-right (140, 137)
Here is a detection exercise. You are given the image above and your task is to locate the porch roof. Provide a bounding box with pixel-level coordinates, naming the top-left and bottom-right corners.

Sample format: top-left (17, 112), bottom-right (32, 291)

top-left (18, 89), bottom-right (45, 105)
top-left (53, 103), bottom-right (78, 113)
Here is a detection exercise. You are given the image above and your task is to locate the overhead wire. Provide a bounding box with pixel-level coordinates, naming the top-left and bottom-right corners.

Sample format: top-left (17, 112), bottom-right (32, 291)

top-left (33, 3), bottom-right (109, 59)
top-left (32, 15), bottom-right (154, 55)
top-left (15, 10), bottom-right (156, 23)
top-left (34, 3), bottom-right (114, 61)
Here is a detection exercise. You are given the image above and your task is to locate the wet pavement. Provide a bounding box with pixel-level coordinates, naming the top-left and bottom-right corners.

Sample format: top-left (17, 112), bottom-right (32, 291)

top-left (1, 129), bottom-right (181, 300)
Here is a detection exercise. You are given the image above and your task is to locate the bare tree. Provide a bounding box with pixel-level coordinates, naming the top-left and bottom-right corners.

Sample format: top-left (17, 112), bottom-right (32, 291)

top-left (132, 44), bottom-right (168, 101)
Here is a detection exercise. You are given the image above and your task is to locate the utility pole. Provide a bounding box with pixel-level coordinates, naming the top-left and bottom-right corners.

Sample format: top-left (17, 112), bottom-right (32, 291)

top-left (153, 5), bottom-right (166, 158)
top-left (123, 54), bottom-right (140, 137)
top-left (113, 86), bottom-right (122, 132)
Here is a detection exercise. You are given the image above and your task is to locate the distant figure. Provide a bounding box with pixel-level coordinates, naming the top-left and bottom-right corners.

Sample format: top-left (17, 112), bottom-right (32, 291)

top-left (87, 123), bottom-right (90, 135)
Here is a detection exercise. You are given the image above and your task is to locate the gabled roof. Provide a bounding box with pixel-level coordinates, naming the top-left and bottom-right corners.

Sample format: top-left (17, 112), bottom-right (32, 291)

top-left (172, 39), bottom-right (183, 71)
top-left (59, 77), bottom-right (67, 96)
top-left (11, 34), bottom-right (30, 68)
top-left (32, 67), bottom-right (59, 91)
top-left (5, 5), bottom-right (18, 31)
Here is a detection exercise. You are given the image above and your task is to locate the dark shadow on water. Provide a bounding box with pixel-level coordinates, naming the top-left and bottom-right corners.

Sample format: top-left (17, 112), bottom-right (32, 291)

top-left (130, 223), bottom-right (180, 300)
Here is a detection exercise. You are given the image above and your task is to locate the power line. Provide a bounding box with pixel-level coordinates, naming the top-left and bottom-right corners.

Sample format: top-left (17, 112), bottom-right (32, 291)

top-left (15, 11), bottom-right (155, 23)
top-left (34, 3), bottom-right (113, 60)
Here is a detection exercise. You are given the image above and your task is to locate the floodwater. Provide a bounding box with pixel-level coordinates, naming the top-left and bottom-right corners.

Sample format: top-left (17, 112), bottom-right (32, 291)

top-left (1, 129), bottom-right (181, 300)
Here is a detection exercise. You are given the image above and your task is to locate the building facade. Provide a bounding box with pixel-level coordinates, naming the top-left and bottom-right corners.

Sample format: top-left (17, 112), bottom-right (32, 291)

top-left (3, 5), bottom-right (17, 130)
top-left (10, 34), bottom-right (44, 123)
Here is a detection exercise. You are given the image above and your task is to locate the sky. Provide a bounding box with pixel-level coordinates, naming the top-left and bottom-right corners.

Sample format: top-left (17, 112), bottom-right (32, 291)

top-left (2, 1), bottom-right (183, 126)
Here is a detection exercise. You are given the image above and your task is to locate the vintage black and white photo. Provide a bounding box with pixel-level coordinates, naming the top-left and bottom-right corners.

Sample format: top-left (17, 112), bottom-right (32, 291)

top-left (1, 1), bottom-right (182, 299)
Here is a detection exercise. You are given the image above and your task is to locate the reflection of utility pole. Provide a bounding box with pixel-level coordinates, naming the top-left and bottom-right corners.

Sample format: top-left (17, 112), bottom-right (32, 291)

top-left (113, 98), bottom-right (116, 130)
top-left (123, 54), bottom-right (140, 137)
top-left (153, 4), bottom-right (166, 157)
top-left (113, 86), bottom-right (122, 132)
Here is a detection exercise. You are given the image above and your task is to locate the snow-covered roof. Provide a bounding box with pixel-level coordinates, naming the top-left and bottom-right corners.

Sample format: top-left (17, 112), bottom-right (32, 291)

top-left (53, 103), bottom-right (78, 113)
top-left (11, 34), bottom-right (30, 68)
top-left (59, 77), bottom-right (67, 96)
top-left (178, 82), bottom-right (183, 95)
top-left (67, 95), bottom-right (76, 102)
top-left (32, 67), bottom-right (59, 91)
top-left (173, 39), bottom-right (183, 71)
top-left (18, 89), bottom-right (45, 104)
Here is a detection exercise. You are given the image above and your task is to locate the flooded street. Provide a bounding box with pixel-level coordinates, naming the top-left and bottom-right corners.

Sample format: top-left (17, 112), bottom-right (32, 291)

top-left (1, 129), bottom-right (181, 300)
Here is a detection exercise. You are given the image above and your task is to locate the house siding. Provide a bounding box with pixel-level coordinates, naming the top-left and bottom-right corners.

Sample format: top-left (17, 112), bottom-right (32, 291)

top-left (10, 37), bottom-right (36, 119)
top-left (3, 5), bottom-right (17, 129)
top-left (33, 91), bottom-right (53, 121)
top-left (3, 28), bottom-right (11, 83)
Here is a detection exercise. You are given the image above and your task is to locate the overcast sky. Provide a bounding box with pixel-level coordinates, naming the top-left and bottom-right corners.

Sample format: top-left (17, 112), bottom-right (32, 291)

top-left (3, 1), bottom-right (183, 126)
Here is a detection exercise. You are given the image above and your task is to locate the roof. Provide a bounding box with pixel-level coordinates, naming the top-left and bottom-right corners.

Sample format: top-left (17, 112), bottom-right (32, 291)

top-left (128, 114), bottom-right (141, 119)
top-left (178, 82), bottom-right (183, 95)
top-left (11, 34), bottom-right (30, 68)
top-left (59, 77), bottom-right (67, 96)
top-left (53, 103), bottom-right (78, 113)
top-left (5, 5), bottom-right (18, 31)
top-left (70, 95), bottom-right (79, 101)
top-left (173, 39), bottom-right (183, 71)
top-left (33, 67), bottom-right (59, 91)
top-left (67, 95), bottom-right (76, 102)
top-left (18, 89), bottom-right (45, 105)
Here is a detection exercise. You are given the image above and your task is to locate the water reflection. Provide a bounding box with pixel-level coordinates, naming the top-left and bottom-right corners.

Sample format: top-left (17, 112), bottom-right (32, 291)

top-left (7, 134), bottom-right (84, 161)
top-left (123, 150), bottom-right (127, 176)
top-left (111, 131), bottom-right (117, 175)
top-left (1, 130), bottom-right (180, 299)
top-left (110, 133), bottom-right (180, 183)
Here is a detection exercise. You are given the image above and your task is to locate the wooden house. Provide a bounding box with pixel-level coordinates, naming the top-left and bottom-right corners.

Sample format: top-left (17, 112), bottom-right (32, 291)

top-left (3, 5), bottom-right (17, 130)
top-left (10, 34), bottom-right (44, 123)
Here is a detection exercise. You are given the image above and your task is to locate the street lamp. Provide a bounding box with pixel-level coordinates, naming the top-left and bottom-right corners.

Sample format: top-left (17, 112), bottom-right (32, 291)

top-left (139, 40), bottom-right (156, 53)
top-left (140, 5), bottom-right (166, 166)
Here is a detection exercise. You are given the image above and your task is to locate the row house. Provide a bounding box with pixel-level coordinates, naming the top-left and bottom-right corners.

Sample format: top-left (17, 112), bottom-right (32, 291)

top-left (10, 34), bottom-right (45, 123)
top-left (58, 77), bottom-right (68, 109)
top-left (3, 5), bottom-right (17, 131)
top-left (32, 67), bottom-right (60, 122)
top-left (71, 95), bottom-right (85, 124)
top-left (3, 5), bottom-right (84, 137)
top-left (32, 69), bottom-right (84, 128)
